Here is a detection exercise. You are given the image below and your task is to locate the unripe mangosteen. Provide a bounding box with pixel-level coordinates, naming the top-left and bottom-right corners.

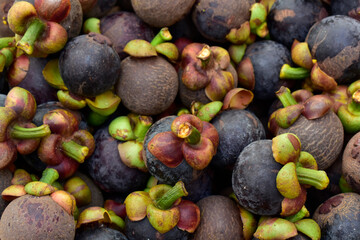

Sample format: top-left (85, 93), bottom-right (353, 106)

top-left (342, 131), bottom-right (360, 193)
top-left (236, 40), bottom-right (292, 101)
top-left (192, 195), bottom-right (244, 240)
top-left (0, 194), bottom-right (76, 240)
top-left (131, 0), bottom-right (196, 28)
top-left (191, 0), bottom-right (255, 43)
top-left (115, 56), bottom-right (178, 116)
top-left (331, 0), bottom-right (360, 20)
top-left (59, 32), bottom-right (121, 98)
top-left (312, 192), bottom-right (360, 240)
top-left (267, 0), bottom-right (328, 49)
top-left (210, 109), bottom-right (266, 169)
top-left (305, 15), bottom-right (360, 84)
top-left (85, 125), bottom-right (149, 194)
top-left (100, 11), bottom-right (154, 59)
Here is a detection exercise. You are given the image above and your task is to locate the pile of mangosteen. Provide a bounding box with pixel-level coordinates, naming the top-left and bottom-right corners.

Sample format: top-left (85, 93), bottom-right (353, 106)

top-left (0, 0), bottom-right (360, 239)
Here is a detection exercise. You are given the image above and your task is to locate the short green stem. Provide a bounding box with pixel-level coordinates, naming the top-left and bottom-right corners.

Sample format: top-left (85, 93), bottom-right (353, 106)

top-left (347, 90), bottom-right (360, 115)
top-left (134, 116), bottom-right (152, 142)
top-left (285, 206), bottom-right (309, 223)
top-left (16, 18), bottom-right (46, 55)
top-left (296, 166), bottom-right (329, 190)
top-left (276, 86), bottom-right (298, 107)
top-left (280, 64), bottom-right (310, 80)
top-left (177, 123), bottom-right (201, 145)
top-left (39, 168), bottom-right (59, 185)
top-left (155, 181), bottom-right (188, 210)
top-left (0, 37), bottom-right (16, 49)
top-left (150, 27), bottom-right (172, 46)
top-left (11, 124), bottom-right (51, 139)
top-left (82, 17), bottom-right (101, 34)
top-left (61, 140), bottom-right (89, 163)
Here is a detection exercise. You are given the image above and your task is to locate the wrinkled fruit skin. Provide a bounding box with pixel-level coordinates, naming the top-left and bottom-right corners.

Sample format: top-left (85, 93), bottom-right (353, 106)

top-left (0, 195), bottom-right (76, 240)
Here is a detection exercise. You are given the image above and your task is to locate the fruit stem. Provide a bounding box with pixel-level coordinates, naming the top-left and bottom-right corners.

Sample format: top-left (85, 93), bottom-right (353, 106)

top-left (39, 168), bottom-right (59, 185)
top-left (82, 17), bottom-right (101, 34)
top-left (0, 47), bottom-right (15, 71)
top-left (296, 166), bottom-right (329, 190)
top-left (155, 181), bottom-right (188, 210)
top-left (151, 27), bottom-right (172, 46)
top-left (61, 140), bottom-right (89, 163)
top-left (285, 205), bottom-right (309, 223)
top-left (347, 89), bottom-right (360, 115)
top-left (134, 116), bottom-right (152, 142)
top-left (16, 18), bottom-right (46, 55)
top-left (196, 45), bottom-right (212, 68)
top-left (280, 64), bottom-right (310, 80)
top-left (176, 122), bottom-right (201, 145)
top-left (10, 124), bottom-right (51, 139)
top-left (276, 86), bottom-right (298, 107)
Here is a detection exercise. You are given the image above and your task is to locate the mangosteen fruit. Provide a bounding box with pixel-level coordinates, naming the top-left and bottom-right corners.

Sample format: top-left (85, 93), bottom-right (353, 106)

top-left (267, 0), bottom-right (328, 48)
top-left (232, 134), bottom-right (329, 216)
top-left (59, 32), bottom-right (121, 98)
top-left (312, 192), bottom-right (360, 240)
top-left (115, 55), bottom-right (178, 116)
top-left (191, 0), bottom-right (255, 43)
top-left (0, 168), bottom-right (12, 216)
top-left (143, 114), bottom-right (219, 186)
top-left (210, 109), bottom-right (266, 169)
top-left (342, 131), bottom-right (360, 193)
top-left (76, 225), bottom-right (128, 240)
top-left (100, 11), bottom-right (154, 59)
top-left (237, 40), bottom-right (292, 101)
top-left (0, 194), bottom-right (76, 240)
top-left (131, 0), bottom-right (196, 28)
top-left (60, 0), bottom-right (83, 38)
top-left (305, 15), bottom-right (360, 84)
top-left (272, 87), bottom-right (344, 170)
top-left (331, 0), bottom-right (360, 20)
top-left (192, 195), bottom-right (243, 240)
top-left (84, 0), bottom-right (118, 18)
top-left (85, 125), bottom-right (149, 194)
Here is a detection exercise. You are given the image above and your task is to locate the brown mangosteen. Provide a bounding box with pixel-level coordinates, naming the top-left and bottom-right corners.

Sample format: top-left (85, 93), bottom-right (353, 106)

top-left (342, 131), bottom-right (360, 193)
top-left (115, 32), bottom-right (179, 116)
top-left (191, 0), bottom-right (255, 43)
top-left (58, 32), bottom-right (121, 98)
top-left (312, 192), bottom-right (360, 239)
top-left (0, 195), bottom-right (76, 240)
top-left (270, 87), bottom-right (344, 170)
top-left (192, 195), bottom-right (244, 240)
top-left (131, 0), bottom-right (196, 28)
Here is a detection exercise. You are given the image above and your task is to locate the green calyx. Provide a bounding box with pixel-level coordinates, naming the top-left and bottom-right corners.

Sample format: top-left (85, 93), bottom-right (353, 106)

top-left (24, 168), bottom-right (59, 196)
top-left (280, 64), bottom-right (310, 80)
top-left (82, 17), bottom-right (101, 34)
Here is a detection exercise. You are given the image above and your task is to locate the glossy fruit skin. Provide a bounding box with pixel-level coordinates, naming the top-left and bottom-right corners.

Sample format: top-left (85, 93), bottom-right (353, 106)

top-left (85, 125), bottom-right (149, 194)
top-left (313, 192), bottom-right (360, 240)
top-left (267, 0), bottom-right (328, 48)
top-left (305, 15), bottom-right (360, 84)
top-left (143, 116), bottom-right (205, 186)
top-left (210, 109), bottom-right (266, 169)
top-left (59, 33), bottom-right (121, 98)
top-left (232, 139), bottom-right (283, 216)
top-left (239, 40), bottom-right (291, 100)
